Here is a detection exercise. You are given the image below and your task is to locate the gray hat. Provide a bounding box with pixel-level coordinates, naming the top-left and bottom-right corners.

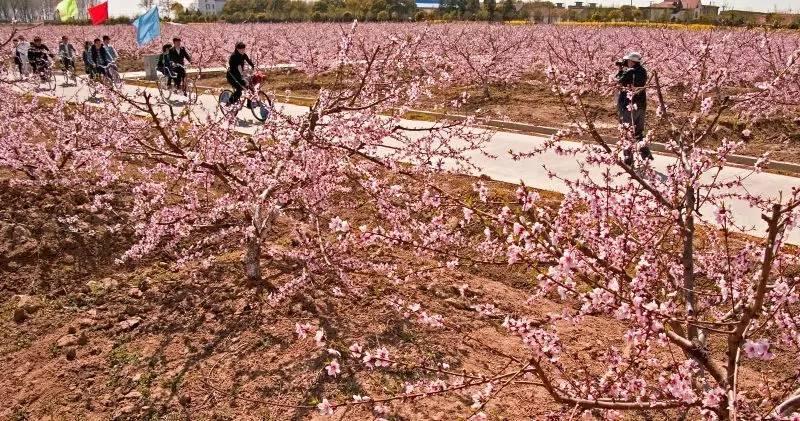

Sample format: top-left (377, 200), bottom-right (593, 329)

top-left (624, 52), bottom-right (643, 63)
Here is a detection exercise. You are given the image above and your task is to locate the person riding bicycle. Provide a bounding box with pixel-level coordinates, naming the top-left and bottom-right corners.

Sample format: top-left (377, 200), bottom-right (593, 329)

top-left (14, 36), bottom-right (30, 75)
top-left (226, 42), bottom-right (255, 106)
top-left (82, 41), bottom-right (96, 79)
top-left (11, 38), bottom-right (22, 75)
top-left (102, 35), bottom-right (118, 63)
top-left (58, 36), bottom-right (77, 73)
top-left (157, 43), bottom-right (177, 88)
top-left (91, 38), bottom-right (112, 77)
top-left (27, 37), bottom-right (53, 75)
top-left (169, 37), bottom-right (191, 93)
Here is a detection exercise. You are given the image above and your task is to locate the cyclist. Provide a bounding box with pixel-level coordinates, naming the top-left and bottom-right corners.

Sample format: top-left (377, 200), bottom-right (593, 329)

top-left (11, 38), bottom-right (22, 75)
top-left (102, 35), bottom-right (118, 63)
top-left (157, 43), bottom-right (177, 89)
top-left (58, 35), bottom-right (77, 74)
top-left (168, 37), bottom-right (191, 93)
top-left (82, 41), bottom-right (96, 79)
top-left (27, 37), bottom-right (53, 75)
top-left (15, 36), bottom-right (30, 76)
top-left (226, 41), bottom-right (254, 105)
top-left (91, 38), bottom-right (112, 77)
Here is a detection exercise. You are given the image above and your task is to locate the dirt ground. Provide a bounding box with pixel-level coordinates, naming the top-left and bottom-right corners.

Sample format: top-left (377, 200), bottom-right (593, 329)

top-left (0, 176), bottom-right (566, 420)
top-left (2, 168), bottom-right (793, 420)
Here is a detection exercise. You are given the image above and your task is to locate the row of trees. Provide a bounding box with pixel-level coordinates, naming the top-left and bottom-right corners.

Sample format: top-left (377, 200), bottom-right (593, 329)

top-left (0, 0), bottom-right (64, 21)
top-left (172, 0), bottom-right (522, 23)
top-left (0, 0), bottom-right (177, 23)
top-left (201, 0), bottom-right (419, 22)
top-left (437, 0), bottom-right (519, 21)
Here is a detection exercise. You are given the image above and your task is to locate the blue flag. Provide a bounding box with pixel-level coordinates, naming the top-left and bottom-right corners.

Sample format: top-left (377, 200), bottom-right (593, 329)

top-left (132, 6), bottom-right (160, 46)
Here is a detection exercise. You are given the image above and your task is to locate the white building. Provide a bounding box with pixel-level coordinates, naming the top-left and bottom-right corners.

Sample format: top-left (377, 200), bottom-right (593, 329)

top-left (190, 0), bottom-right (227, 14)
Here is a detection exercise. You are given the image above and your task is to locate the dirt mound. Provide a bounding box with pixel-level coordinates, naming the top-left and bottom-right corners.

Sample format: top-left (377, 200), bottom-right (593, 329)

top-left (0, 179), bottom-right (581, 419)
top-left (0, 180), bottom-right (134, 299)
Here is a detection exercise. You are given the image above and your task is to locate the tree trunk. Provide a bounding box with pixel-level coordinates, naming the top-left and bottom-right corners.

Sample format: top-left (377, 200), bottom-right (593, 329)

top-left (245, 234), bottom-right (261, 285)
top-left (683, 185), bottom-right (698, 341)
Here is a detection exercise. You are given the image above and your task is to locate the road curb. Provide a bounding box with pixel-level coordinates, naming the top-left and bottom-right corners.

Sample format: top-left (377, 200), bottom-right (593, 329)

top-left (122, 75), bottom-right (800, 176)
top-left (393, 108), bottom-right (800, 175)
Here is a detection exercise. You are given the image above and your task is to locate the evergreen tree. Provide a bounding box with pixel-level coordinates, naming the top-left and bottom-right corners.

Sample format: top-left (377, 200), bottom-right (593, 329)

top-left (465, 0), bottom-right (479, 14)
top-left (500, 0), bottom-right (515, 19)
top-left (484, 0), bottom-right (496, 21)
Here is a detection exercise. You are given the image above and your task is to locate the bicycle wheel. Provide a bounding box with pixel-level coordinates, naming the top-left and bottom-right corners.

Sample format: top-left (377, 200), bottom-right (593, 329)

top-left (11, 61), bottom-right (21, 80)
top-left (108, 66), bottom-right (123, 90)
top-left (251, 90), bottom-right (273, 122)
top-left (157, 74), bottom-right (172, 101)
top-left (68, 67), bottom-right (77, 85)
top-left (43, 70), bottom-right (57, 91)
top-left (218, 89), bottom-right (233, 112)
top-left (185, 78), bottom-right (198, 104)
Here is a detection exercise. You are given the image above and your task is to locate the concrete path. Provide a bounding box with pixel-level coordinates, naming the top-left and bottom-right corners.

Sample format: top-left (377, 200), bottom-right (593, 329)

top-left (27, 74), bottom-right (800, 244)
top-left (121, 64), bottom-right (297, 80)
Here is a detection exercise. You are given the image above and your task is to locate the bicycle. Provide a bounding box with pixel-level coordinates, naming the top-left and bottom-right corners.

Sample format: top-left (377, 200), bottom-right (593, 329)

top-left (157, 63), bottom-right (198, 104)
top-left (97, 62), bottom-right (123, 90)
top-left (7, 55), bottom-right (28, 80)
top-left (217, 70), bottom-right (273, 122)
top-left (31, 58), bottom-right (57, 91)
top-left (60, 55), bottom-right (77, 86)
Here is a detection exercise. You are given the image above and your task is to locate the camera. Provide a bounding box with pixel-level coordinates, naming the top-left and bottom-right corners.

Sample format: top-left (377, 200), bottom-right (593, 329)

top-left (615, 59), bottom-right (626, 67)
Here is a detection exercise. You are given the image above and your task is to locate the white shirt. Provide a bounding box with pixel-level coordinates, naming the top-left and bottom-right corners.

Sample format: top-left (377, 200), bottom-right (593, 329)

top-left (16, 41), bottom-right (29, 56)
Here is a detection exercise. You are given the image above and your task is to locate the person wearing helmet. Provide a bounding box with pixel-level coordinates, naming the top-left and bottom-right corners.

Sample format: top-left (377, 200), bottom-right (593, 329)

top-left (226, 41), bottom-right (254, 106)
top-left (27, 36), bottom-right (52, 75)
top-left (616, 52), bottom-right (653, 166)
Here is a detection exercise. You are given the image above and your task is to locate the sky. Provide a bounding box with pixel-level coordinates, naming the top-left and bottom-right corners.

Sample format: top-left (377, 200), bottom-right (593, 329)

top-left (110, 0), bottom-right (193, 18)
top-left (108, 0), bottom-right (799, 17)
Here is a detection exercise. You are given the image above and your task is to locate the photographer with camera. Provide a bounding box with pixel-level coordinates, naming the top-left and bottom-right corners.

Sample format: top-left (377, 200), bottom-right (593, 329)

top-left (616, 52), bottom-right (653, 166)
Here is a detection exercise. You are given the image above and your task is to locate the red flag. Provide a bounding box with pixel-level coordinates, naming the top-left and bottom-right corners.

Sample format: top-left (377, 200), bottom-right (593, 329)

top-left (88, 1), bottom-right (108, 25)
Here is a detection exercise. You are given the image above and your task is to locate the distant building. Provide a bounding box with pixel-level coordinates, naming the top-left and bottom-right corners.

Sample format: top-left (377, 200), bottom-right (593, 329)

top-left (191, 0), bottom-right (227, 14)
top-left (716, 9), bottom-right (794, 25)
top-left (567, 1), bottom-right (600, 20)
top-left (416, 2), bottom-right (439, 9)
top-left (639, 0), bottom-right (719, 22)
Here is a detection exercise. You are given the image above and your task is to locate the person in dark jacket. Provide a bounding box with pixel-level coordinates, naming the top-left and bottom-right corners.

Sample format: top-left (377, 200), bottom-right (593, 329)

top-left (91, 38), bottom-right (112, 77)
top-left (157, 43), bottom-right (176, 88)
top-left (27, 36), bottom-right (52, 75)
top-left (226, 41), bottom-right (254, 105)
top-left (58, 35), bottom-right (77, 72)
top-left (616, 52), bottom-right (653, 166)
top-left (168, 37), bottom-right (191, 92)
top-left (82, 41), bottom-right (96, 78)
top-left (102, 35), bottom-right (118, 63)
top-left (12, 38), bottom-right (23, 75)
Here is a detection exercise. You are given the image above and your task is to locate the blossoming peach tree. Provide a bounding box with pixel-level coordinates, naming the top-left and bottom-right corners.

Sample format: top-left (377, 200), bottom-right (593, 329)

top-left (421, 29), bottom-right (800, 420)
top-left (99, 22), bottom-right (491, 295)
top-left (3, 22), bottom-right (800, 420)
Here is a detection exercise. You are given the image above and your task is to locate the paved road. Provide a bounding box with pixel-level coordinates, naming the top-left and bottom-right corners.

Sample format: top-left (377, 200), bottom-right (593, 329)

top-left (121, 63), bottom-right (296, 79)
top-left (30, 74), bottom-right (800, 244)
